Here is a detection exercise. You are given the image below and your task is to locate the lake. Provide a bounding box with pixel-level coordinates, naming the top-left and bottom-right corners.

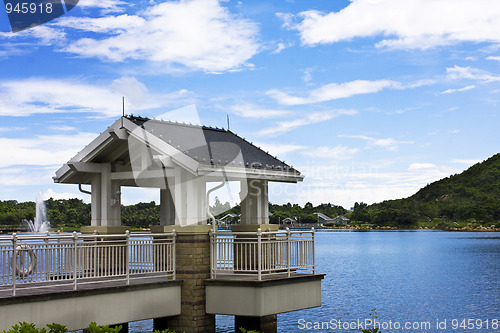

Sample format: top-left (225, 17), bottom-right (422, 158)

top-left (128, 230), bottom-right (499, 332)
top-left (215, 229), bottom-right (500, 332)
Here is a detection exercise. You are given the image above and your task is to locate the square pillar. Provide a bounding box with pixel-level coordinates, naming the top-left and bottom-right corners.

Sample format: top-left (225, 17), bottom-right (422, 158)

top-left (91, 174), bottom-right (102, 227)
top-left (100, 164), bottom-right (121, 227)
top-left (235, 315), bottom-right (277, 333)
top-left (156, 225), bottom-right (215, 333)
top-left (160, 188), bottom-right (176, 226)
top-left (240, 179), bottom-right (269, 225)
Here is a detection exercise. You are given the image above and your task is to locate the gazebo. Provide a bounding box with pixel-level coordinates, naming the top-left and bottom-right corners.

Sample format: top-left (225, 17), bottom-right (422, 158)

top-left (54, 115), bottom-right (303, 233)
top-left (53, 115), bottom-right (322, 333)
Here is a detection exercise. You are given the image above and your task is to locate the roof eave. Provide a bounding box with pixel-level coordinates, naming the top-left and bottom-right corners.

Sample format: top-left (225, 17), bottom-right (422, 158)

top-left (197, 165), bottom-right (304, 183)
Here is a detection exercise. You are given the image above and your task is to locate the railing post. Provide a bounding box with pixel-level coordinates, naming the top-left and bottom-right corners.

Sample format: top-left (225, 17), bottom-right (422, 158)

top-left (73, 231), bottom-right (78, 290)
top-left (257, 228), bottom-right (262, 281)
top-left (172, 230), bottom-right (176, 280)
top-left (286, 227), bottom-right (291, 277)
top-left (312, 227), bottom-right (316, 274)
top-left (44, 231), bottom-right (50, 281)
top-left (57, 230), bottom-right (61, 277)
top-left (12, 233), bottom-right (17, 297)
top-left (125, 230), bottom-right (130, 285)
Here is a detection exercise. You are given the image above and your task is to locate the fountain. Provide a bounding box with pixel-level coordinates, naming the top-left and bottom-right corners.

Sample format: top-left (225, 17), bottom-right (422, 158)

top-left (24, 192), bottom-right (50, 233)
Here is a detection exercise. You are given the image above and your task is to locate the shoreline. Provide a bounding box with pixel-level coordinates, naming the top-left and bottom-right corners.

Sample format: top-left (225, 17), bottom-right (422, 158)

top-left (323, 225), bottom-right (498, 232)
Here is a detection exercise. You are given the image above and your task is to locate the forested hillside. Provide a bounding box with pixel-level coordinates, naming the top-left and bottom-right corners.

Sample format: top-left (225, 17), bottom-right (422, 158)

top-left (351, 153), bottom-right (500, 227)
top-left (1, 153), bottom-right (498, 230)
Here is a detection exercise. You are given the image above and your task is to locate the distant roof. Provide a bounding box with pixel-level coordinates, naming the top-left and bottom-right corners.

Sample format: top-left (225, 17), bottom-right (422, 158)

top-left (54, 116), bottom-right (303, 185)
top-left (314, 212), bottom-right (333, 221)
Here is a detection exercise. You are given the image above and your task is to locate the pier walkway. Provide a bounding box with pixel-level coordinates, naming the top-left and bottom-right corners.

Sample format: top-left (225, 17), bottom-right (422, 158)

top-left (0, 228), bottom-right (321, 332)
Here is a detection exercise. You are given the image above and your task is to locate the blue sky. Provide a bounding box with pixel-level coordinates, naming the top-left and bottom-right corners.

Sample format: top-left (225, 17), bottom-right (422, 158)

top-left (0, 0), bottom-right (499, 209)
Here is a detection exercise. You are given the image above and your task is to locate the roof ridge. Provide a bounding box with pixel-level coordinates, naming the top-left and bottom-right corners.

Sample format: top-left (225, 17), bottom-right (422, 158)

top-left (126, 114), bottom-right (224, 130)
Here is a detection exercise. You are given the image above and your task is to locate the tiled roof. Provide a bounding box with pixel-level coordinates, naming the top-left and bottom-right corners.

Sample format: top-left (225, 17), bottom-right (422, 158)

top-left (128, 115), bottom-right (298, 174)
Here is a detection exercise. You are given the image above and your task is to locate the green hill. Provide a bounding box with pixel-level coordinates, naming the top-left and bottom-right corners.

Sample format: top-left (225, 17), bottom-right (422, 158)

top-left (352, 153), bottom-right (500, 227)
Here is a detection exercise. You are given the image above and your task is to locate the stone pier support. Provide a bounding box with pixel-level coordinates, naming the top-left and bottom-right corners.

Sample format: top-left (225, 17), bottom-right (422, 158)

top-left (152, 225), bottom-right (215, 333)
top-left (235, 315), bottom-right (277, 333)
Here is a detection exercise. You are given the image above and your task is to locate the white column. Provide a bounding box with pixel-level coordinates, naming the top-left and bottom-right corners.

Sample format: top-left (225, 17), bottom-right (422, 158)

top-left (91, 174), bottom-right (101, 226)
top-left (187, 177), bottom-right (206, 225)
top-left (100, 163), bottom-right (122, 226)
top-left (165, 168), bottom-right (208, 226)
top-left (240, 179), bottom-right (269, 225)
top-left (160, 186), bottom-right (175, 226)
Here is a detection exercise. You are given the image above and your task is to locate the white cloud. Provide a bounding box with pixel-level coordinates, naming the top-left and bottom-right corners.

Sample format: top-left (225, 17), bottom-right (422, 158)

top-left (42, 188), bottom-right (87, 201)
top-left (77, 0), bottom-right (127, 13)
top-left (0, 77), bottom-right (189, 117)
top-left (0, 132), bottom-right (98, 168)
top-left (301, 145), bottom-right (359, 160)
top-left (56, 14), bottom-right (145, 34)
top-left (48, 126), bottom-right (78, 131)
top-left (446, 66), bottom-right (500, 82)
top-left (258, 109), bottom-right (357, 137)
top-left (339, 134), bottom-right (413, 151)
top-left (267, 80), bottom-right (401, 105)
top-left (58, 0), bottom-right (260, 73)
top-left (452, 159), bottom-right (482, 165)
top-left (277, 161), bottom-right (458, 207)
top-left (230, 103), bottom-right (294, 119)
top-left (441, 85), bottom-right (476, 94)
top-left (155, 104), bottom-right (201, 125)
top-left (408, 163), bottom-right (438, 170)
top-left (270, 42), bottom-right (293, 54)
top-left (252, 142), bottom-right (305, 157)
top-left (287, 0), bottom-right (500, 49)
top-left (486, 56), bottom-right (500, 61)
top-left (301, 67), bottom-right (315, 84)
top-left (0, 166), bottom-right (55, 186)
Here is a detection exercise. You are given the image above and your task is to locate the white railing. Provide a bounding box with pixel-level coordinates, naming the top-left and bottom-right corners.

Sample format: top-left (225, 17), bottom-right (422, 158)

top-left (210, 228), bottom-right (315, 280)
top-left (0, 231), bottom-right (176, 296)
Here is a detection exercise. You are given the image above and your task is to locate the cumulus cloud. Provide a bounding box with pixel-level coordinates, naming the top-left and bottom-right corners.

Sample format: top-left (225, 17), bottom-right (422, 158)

top-left (285, 0), bottom-right (500, 49)
top-left (0, 166), bottom-right (56, 186)
top-left (0, 77), bottom-right (189, 117)
top-left (267, 80), bottom-right (401, 105)
top-left (57, 0), bottom-right (260, 73)
top-left (0, 133), bottom-right (98, 168)
top-left (283, 161), bottom-right (458, 207)
top-left (42, 188), bottom-right (87, 201)
top-left (446, 66), bottom-right (500, 82)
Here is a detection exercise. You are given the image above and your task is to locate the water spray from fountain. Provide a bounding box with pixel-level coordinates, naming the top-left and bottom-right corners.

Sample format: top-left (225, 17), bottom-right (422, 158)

top-left (23, 192), bottom-right (50, 233)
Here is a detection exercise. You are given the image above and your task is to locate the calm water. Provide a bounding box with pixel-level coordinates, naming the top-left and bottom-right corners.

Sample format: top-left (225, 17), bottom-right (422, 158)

top-left (132, 230), bottom-right (500, 332)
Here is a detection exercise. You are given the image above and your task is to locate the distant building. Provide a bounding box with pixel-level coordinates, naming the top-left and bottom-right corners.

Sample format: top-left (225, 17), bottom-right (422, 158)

top-left (219, 213), bottom-right (239, 224)
top-left (314, 212), bottom-right (334, 224)
top-left (333, 215), bottom-right (350, 225)
top-left (281, 217), bottom-right (297, 226)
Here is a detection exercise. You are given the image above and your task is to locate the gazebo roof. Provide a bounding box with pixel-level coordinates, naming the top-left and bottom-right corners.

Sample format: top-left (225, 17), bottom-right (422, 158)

top-left (54, 116), bottom-right (303, 186)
